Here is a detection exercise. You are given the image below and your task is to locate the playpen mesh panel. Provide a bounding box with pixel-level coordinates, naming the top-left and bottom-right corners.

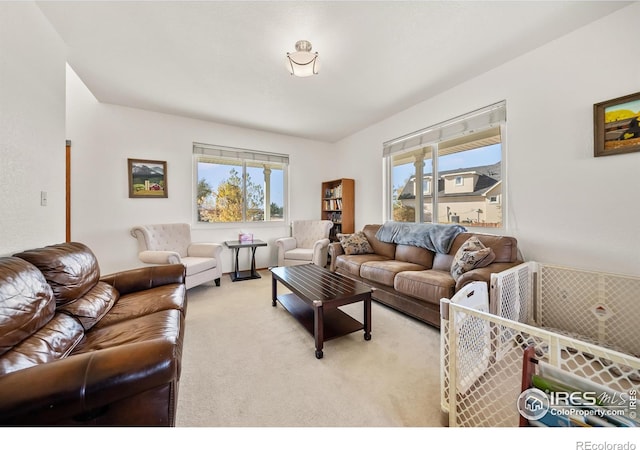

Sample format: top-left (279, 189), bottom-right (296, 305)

top-left (538, 265), bottom-right (640, 357)
top-left (443, 302), bottom-right (640, 427)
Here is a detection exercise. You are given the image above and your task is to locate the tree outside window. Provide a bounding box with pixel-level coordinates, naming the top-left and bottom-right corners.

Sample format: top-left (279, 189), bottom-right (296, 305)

top-left (195, 150), bottom-right (286, 223)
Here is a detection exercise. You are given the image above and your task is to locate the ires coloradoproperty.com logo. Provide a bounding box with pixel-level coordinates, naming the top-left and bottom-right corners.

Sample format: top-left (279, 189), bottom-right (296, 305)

top-left (517, 387), bottom-right (637, 426)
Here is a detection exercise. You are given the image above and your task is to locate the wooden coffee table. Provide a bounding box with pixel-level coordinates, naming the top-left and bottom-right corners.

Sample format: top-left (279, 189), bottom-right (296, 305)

top-left (270, 264), bottom-right (372, 359)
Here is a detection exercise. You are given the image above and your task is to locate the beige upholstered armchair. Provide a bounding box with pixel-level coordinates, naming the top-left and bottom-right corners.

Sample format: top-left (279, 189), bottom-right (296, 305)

top-left (130, 223), bottom-right (223, 289)
top-left (275, 220), bottom-right (334, 267)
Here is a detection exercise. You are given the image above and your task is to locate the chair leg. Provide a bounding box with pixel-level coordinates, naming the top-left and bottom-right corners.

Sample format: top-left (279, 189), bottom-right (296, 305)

top-left (215, 278), bottom-right (221, 287)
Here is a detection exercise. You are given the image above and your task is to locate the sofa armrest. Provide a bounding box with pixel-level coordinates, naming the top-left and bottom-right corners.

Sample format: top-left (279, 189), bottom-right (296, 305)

top-left (328, 242), bottom-right (344, 272)
top-left (138, 250), bottom-right (181, 265)
top-left (312, 238), bottom-right (330, 252)
top-left (311, 238), bottom-right (331, 266)
top-left (274, 237), bottom-right (296, 266)
top-left (187, 243), bottom-right (223, 259)
top-left (100, 264), bottom-right (186, 296)
top-left (455, 261), bottom-right (523, 291)
top-left (274, 237), bottom-right (296, 252)
top-left (0, 339), bottom-right (178, 425)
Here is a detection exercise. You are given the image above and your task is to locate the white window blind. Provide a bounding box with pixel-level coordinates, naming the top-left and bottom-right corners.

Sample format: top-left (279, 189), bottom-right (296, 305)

top-left (383, 101), bottom-right (506, 157)
top-left (193, 142), bottom-right (289, 164)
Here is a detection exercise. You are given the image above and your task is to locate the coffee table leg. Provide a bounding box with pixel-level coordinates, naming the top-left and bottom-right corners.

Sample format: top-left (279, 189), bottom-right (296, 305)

top-left (364, 296), bottom-right (372, 341)
top-left (314, 305), bottom-right (324, 359)
top-left (271, 276), bottom-right (277, 307)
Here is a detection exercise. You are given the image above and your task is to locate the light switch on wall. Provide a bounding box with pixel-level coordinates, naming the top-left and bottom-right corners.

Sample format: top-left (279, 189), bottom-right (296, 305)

top-left (40, 191), bottom-right (47, 206)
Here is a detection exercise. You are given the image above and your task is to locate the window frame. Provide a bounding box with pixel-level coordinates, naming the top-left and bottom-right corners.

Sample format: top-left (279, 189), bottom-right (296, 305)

top-left (383, 101), bottom-right (507, 230)
top-left (192, 142), bottom-right (289, 226)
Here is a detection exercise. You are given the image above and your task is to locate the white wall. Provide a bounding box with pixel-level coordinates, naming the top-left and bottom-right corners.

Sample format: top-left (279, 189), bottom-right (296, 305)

top-left (4, 2), bottom-right (639, 279)
top-left (335, 2), bottom-right (640, 277)
top-left (0, 3), bottom-right (67, 256)
top-left (66, 67), bottom-right (333, 274)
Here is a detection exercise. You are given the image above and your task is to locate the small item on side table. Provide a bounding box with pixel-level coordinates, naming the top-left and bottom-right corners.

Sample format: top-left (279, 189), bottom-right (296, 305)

top-left (239, 233), bottom-right (253, 243)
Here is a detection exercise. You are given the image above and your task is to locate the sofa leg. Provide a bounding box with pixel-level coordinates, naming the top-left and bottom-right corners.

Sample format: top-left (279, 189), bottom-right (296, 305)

top-left (215, 278), bottom-right (221, 287)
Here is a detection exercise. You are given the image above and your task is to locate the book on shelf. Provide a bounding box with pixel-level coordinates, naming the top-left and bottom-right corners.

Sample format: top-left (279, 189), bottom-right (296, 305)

top-left (323, 199), bottom-right (343, 211)
top-left (324, 184), bottom-right (343, 199)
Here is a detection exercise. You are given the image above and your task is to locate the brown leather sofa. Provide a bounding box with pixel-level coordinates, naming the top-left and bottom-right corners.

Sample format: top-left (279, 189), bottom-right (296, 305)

top-left (329, 224), bottom-right (521, 328)
top-left (0, 242), bottom-right (187, 426)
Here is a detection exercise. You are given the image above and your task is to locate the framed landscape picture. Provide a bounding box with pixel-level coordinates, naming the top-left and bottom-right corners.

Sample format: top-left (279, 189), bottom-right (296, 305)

top-left (594, 91), bottom-right (640, 157)
top-left (128, 158), bottom-right (167, 198)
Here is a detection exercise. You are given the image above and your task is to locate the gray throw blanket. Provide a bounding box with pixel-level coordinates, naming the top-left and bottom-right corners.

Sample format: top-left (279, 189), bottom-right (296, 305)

top-left (375, 221), bottom-right (467, 254)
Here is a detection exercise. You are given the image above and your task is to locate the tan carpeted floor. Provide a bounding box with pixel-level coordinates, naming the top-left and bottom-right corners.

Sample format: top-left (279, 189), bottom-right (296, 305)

top-left (176, 269), bottom-right (445, 427)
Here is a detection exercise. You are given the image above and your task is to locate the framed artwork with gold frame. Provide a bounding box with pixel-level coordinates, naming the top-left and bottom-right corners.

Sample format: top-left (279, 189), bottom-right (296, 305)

top-left (594, 91), bottom-right (640, 157)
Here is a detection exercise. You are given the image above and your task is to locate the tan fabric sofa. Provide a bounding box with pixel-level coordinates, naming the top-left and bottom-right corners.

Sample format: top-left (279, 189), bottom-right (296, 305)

top-left (329, 224), bottom-right (521, 328)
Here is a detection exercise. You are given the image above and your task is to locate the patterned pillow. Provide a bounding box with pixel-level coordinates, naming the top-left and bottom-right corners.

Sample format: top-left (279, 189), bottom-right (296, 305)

top-left (451, 236), bottom-right (496, 281)
top-left (338, 231), bottom-right (373, 255)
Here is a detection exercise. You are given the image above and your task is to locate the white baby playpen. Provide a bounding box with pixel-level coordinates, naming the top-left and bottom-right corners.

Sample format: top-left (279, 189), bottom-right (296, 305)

top-left (440, 262), bottom-right (640, 427)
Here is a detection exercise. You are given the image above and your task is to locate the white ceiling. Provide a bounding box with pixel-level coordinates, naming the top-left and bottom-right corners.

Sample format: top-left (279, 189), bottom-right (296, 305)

top-left (37, 1), bottom-right (632, 143)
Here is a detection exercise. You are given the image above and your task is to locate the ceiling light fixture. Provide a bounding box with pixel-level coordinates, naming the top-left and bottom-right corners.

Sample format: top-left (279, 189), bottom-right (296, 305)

top-left (286, 40), bottom-right (319, 77)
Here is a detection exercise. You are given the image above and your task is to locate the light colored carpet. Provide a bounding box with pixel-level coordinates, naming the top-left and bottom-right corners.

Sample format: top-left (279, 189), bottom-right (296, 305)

top-left (176, 269), bottom-right (444, 427)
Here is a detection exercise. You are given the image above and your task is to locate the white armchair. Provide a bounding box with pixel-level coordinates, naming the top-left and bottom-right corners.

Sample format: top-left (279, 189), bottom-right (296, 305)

top-left (130, 223), bottom-right (223, 289)
top-left (275, 220), bottom-right (334, 267)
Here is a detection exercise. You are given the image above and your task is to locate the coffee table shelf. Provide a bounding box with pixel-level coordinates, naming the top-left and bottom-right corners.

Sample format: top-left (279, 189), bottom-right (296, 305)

top-left (276, 293), bottom-right (364, 341)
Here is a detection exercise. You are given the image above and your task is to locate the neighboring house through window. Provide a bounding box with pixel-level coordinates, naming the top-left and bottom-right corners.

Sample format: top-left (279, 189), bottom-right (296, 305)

top-left (193, 143), bottom-right (288, 223)
top-left (383, 101), bottom-right (506, 228)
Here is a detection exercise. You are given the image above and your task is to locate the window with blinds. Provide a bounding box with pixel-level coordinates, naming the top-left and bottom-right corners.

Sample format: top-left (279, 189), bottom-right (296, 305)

top-left (383, 101), bottom-right (506, 228)
top-left (193, 143), bottom-right (288, 223)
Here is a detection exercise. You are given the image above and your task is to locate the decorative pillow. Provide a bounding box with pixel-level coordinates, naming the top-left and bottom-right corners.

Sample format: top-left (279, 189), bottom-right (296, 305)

top-left (338, 231), bottom-right (373, 255)
top-left (450, 236), bottom-right (496, 281)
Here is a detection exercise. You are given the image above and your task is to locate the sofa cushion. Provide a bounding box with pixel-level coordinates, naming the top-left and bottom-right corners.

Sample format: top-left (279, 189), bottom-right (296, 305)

top-left (335, 254), bottom-right (390, 277)
top-left (362, 225), bottom-right (396, 259)
top-left (338, 231), bottom-right (373, 255)
top-left (360, 260), bottom-right (426, 287)
top-left (282, 248), bottom-right (314, 262)
top-left (0, 313), bottom-right (85, 376)
top-left (95, 283), bottom-right (187, 328)
top-left (0, 257), bottom-right (56, 357)
top-left (394, 270), bottom-right (456, 306)
top-left (181, 256), bottom-right (217, 275)
top-left (450, 237), bottom-right (496, 281)
top-left (14, 242), bottom-right (100, 306)
top-left (73, 309), bottom-right (183, 355)
top-left (57, 281), bottom-right (119, 331)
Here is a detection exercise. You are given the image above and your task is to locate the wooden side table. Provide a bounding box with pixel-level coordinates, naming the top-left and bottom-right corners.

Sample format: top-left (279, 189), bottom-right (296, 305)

top-left (224, 239), bottom-right (268, 281)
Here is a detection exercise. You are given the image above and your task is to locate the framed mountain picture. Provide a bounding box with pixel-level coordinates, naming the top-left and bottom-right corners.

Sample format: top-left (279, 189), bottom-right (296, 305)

top-left (127, 158), bottom-right (167, 198)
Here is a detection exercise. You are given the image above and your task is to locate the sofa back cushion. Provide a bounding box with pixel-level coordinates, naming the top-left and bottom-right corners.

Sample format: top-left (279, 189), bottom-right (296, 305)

top-left (0, 257), bottom-right (56, 357)
top-left (395, 244), bottom-right (434, 268)
top-left (362, 225), bottom-right (396, 259)
top-left (131, 223), bottom-right (192, 257)
top-left (14, 242), bottom-right (100, 306)
top-left (432, 232), bottom-right (518, 271)
top-left (292, 220), bottom-right (333, 249)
